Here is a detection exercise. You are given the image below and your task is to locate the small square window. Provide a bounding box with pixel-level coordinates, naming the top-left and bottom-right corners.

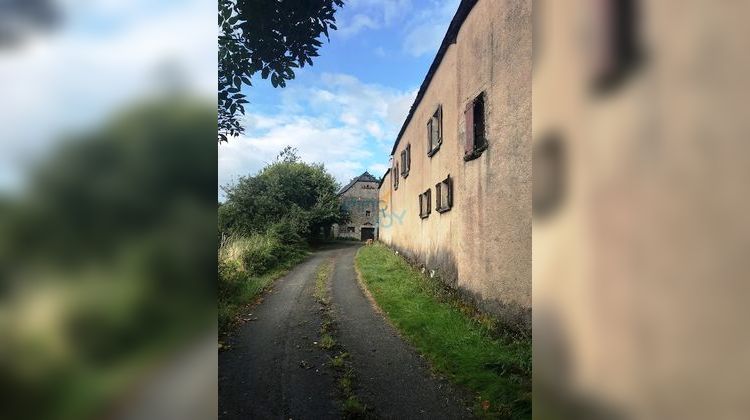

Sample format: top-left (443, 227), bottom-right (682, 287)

top-left (464, 92), bottom-right (487, 161)
top-left (436, 175), bottom-right (453, 213)
top-left (346, 226), bottom-right (355, 233)
top-left (427, 106), bottom-right (442, 157)
top-left (419, 189), bottom-right (432, 219)
top-left (365, 210), bottom-right (371, 217)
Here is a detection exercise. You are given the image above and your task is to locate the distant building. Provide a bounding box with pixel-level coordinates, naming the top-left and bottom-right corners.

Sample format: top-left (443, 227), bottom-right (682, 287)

top-left (334, 171), bottom-right (379, 241)
top-left (378, 0), bottom-right (531, 329)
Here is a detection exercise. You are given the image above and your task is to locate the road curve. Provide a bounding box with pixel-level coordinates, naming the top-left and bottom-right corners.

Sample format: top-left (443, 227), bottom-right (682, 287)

top-left (219, 242), bottom-right (471, 419)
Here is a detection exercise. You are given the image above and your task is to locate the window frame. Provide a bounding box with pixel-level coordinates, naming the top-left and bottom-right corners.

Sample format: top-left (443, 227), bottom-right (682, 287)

top-left (590, 0), bottom-right (642, 93)
top-left (400, 144), bottom-right (411, 178)
top-left (393, 162), bottom-right (399, 190)
top-left (427, 105), bottom-right (443, 157)
top-left (464, 92), bottom-right (487, 162)
top-left (419, 188), bottom-right (432, 219)
top-left (435, 175), bottom-right (453, 213)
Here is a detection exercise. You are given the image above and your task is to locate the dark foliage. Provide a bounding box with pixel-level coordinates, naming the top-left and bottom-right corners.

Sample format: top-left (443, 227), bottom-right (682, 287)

top-left (219, 147), bottom-right (347, 242)
top-left (218, 0), bottom-right (344, 142)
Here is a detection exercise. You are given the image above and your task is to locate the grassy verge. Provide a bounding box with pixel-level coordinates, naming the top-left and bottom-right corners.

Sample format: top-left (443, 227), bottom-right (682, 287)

top-left (218, 234), bottom-right (309, 338)
top-left (355, 243), bottom-right (531, 418)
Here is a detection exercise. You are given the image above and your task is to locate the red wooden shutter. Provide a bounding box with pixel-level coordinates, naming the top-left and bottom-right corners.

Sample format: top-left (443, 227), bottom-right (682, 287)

top-left (464, 100), bottom-right (474, 156)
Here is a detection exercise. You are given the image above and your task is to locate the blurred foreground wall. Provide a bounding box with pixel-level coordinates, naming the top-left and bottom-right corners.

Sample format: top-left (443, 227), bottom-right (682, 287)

top-left (533, 0), bottom-right (750, 418)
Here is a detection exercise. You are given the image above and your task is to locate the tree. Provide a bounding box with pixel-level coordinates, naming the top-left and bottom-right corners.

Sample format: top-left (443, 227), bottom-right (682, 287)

top-left (218, 0), bottom-right (344, 142)
top-left (219, 147), bottom-right (346, 241)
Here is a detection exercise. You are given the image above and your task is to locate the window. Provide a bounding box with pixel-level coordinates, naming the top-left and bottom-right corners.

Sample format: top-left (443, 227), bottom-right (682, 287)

top-left (427, 106), bottom-right (442, 157)
top-left (464, 92), bottom-right (487, 161)
top-left (591, 0), bottom-right (641, 93)
top-left (400, 144), bottom-right (411, 178)
top-left (435, 175), bottom-right (453, 213)
top-left (533, 132), bottom-right (565, 218)
top-left (419, 189), bottom-right (432, 219)
top-left (365, 210), bottom-right (371, 217)
top-left (346, 226), bottom-right (355, 233)
top-left (393, 162), bottom-right (399, 190)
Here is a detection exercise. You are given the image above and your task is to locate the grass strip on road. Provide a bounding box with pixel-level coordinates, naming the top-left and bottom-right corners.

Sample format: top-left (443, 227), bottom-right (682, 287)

top-left (355, 243), bottom-right (531, 418)
top-left (314, 257), bottom-right (369, 418)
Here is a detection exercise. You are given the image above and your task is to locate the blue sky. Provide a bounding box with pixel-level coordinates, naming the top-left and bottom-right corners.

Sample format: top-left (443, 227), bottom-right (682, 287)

top-left (218, 0), bottom-right (461, 193)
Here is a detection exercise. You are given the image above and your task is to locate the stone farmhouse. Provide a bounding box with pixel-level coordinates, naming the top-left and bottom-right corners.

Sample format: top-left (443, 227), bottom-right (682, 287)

top-left (333, 171), bottom-right (379, 241)
top-left (378, 0), bottom-right (531, 329)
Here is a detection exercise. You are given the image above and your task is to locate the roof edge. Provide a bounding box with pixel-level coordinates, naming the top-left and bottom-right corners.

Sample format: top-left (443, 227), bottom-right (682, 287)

top-left (389, 0), bottom-right (479, 156)
top-left (378, 167), bottom-right (391, 189)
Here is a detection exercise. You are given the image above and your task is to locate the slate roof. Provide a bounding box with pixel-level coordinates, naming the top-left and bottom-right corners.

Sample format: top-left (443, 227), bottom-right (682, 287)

top-left (338, 171), bottom-right (379, 195)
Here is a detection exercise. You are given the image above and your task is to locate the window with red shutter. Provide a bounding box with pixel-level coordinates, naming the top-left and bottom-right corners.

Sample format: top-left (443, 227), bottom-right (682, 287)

top-left (464, 92), bottom-right (487, 162)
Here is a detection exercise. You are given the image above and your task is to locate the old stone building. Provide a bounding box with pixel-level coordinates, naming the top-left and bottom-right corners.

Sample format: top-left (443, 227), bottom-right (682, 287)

top-left (378, 0), bottom-right (531, 328)
top-left (334, 171), bottom-right (379, 241)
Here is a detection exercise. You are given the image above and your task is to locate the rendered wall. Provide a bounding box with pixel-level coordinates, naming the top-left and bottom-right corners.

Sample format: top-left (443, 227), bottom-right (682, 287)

top-left (379, 0), bottom-right (532, 329)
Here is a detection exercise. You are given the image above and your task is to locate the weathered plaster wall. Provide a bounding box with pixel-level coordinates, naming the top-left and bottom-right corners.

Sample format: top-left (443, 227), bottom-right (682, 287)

top-left (379, 0), bottom-right (532, 328)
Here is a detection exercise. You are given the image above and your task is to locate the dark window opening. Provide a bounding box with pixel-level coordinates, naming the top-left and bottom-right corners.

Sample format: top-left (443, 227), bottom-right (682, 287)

top-left (427, 106), bottom-right (442, 157)
top-left (393, 162), bottom-right (399, 190)
top-left (436, 175), bottom-right (453, 213)
top-left (419, 189), bottom-right (432, 219)
top-left (365, 210), bottom-right (371, 217)
top-left (591, 0), bottom-right (643, 93)
top-left (400, 144), bottom-right (411, 177)
top-left (533, 131), bottom-right (566, 219)
top-left (346, 226), bottom-right (356, 233)
top-left (464, 92), bottom-right (487, 161)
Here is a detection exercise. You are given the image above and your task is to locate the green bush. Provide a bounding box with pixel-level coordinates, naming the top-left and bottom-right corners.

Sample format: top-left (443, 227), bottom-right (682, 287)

top-left (218, 232), bottom-right (308, 333)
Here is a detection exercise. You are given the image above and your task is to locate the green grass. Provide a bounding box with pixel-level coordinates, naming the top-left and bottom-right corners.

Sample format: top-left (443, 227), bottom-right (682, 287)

top-left (320, 333), bottom-right (336, 350)
top-left (218, 235), bottom-right (309, 336)
top-left (355, 244), bottom-right (531, 418)
top-left (315, 257), bottom-right (334, 305)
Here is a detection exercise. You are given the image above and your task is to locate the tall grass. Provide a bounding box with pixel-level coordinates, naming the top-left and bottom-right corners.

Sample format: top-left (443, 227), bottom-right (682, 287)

top-left (218, 233), bottom-right (308, 335)
top-left (356, 243), bottom-right (531, 418)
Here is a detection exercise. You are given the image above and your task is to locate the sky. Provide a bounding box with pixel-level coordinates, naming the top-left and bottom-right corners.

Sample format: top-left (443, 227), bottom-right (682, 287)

top-left (0, 0), bottom-right (214, 193)
top-left (0, 0), bottom-right (460, 197)
top-left (218, 0), bottom-right (461, 195)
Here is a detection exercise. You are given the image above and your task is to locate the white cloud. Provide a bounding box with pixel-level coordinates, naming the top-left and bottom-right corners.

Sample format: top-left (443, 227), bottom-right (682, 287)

top-left (218, 73), bottom-right (417, 194)
top-left (337, 14), bottom-right (380, 38)
top-left (368, 162), bottom-right (390, 177)
top-left (402, 0), bottom-right (460, 57)
top-left (345, 0), bottom-right (414, 26)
